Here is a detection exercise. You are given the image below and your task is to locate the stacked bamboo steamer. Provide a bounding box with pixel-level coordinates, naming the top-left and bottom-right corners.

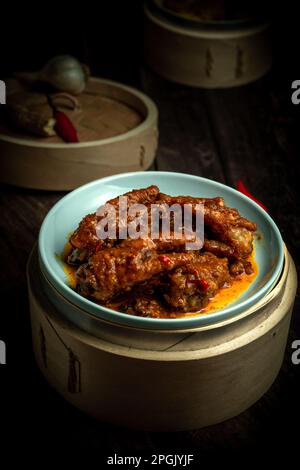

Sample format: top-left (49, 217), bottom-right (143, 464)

top-left (144, 1), bottom-right (271, 88)
top-left (27, 244), bottom-right (297, 431)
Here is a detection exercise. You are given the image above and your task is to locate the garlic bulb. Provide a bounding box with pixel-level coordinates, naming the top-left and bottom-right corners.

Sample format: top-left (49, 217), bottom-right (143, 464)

top-left (15, 55), bottom-right (89, 95)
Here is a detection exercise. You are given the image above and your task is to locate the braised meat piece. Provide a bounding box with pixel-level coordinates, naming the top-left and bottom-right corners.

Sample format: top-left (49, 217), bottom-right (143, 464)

top-left (69, 185), bottom-right (159, 263)
top-left (229, 259), bottom-right (253, 276)
top-left (68, 213), bottom-right (106, 264)
top-left (157, 194), bottom-right (225, 207)
top-left (203, 239), bottom-right (254, 276)
top-left (132, 297), bottom-right (163, 318)
top-left (157, 193), bottom-right (257, 259)
top-left (164, 252), bottom-right (230, 312)
top-left (203, 239), bottom-right (235, 258)
top-left (66, 185), bottom-right (257, 317)
top-left (69, 190), bottom-right (256, 264)
top-left (106, 276), bottom-right (166, 318)
top-left (76, 237), bottom-right (200, 302)
top-left (154, 232), bottom-right (202, 252)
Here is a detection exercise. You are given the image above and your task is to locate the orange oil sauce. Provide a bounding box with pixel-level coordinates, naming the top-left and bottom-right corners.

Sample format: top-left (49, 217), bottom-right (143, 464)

top-left (61, 241), bottom-right (259, 318)
top-left (62, 241), bottom-right (77, 289)
top-left (183, 250), bottom-right (258, 318)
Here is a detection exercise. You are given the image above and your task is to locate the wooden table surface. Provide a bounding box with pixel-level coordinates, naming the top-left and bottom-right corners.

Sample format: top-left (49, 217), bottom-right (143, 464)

top-left (1, 64), bottom-right (300, 460)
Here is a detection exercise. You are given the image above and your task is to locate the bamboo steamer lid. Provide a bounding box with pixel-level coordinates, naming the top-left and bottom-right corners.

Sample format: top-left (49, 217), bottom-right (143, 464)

top-left (0, 78), bottom-right (158, 190)
top-left (144, 5), bottom-right (271, 88)
top-left (27, 246), bottom-right (297, 431)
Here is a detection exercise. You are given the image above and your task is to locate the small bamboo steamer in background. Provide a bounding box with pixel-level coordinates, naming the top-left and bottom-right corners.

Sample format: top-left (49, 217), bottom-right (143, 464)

top-left (144, 5), bottom-right (271, 88)
top-left (27, 245), bottom-right (297, 431)
top-left (0, 78), bottom-right (158, 190)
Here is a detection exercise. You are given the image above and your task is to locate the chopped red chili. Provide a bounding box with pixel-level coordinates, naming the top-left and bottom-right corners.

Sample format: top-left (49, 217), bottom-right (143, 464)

top-left (187, 278), bottom-right (209, 290)
top-left (190, 268), bottom-right (199, 277)
top-left (158, 255), bottom-right (172, 266)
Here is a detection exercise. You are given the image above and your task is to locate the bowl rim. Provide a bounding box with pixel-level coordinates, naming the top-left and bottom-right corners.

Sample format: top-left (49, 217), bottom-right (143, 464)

top-left (37, 244), bottom-right (289, 334)
top-left (38, 171), bottom-right (284, 329)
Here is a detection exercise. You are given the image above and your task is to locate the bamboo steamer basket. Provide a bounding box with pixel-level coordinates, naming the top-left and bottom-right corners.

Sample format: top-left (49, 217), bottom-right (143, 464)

top-left (144, 5), bottom-right (271, 88)
top-left (0, 78), bottom-right (158, 190)
top-left (27, 245), bottom-right (297, 431)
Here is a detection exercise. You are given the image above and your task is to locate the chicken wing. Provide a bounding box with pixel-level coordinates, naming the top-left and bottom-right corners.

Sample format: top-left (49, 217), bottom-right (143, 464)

top-left (157, 193), bottom-right (256, 259)
top-left (69, 185), bottom-right (159, 263)
top-left (75, 238), bottom-right (200, 302)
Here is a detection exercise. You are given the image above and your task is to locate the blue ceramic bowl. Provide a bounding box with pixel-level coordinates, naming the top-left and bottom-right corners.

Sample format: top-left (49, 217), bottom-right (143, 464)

top-left (38, 172), bottom-right (284, 330)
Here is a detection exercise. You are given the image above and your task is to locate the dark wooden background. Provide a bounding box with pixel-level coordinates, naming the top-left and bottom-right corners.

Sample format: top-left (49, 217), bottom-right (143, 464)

top-left (1, 2), bottom-right (299, 463)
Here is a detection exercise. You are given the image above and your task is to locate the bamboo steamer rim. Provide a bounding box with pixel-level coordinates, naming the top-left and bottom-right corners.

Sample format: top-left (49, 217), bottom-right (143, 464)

top-left (144, 5), bottom-right (269, 39)
top-left (0, 77), bottom-right (158, 149)
top-left (28, 245), bottom-right (297, 362)
top-left (33, 243), bottom-right (289, 335)
top-left (149, 0), bottom-right (268, 30)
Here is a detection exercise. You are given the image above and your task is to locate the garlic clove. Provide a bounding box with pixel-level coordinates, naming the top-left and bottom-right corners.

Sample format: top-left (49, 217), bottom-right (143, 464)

top-left (15, 55), bottom-right (89, 95)
top-left (40, 55), bottom-right (87, 94)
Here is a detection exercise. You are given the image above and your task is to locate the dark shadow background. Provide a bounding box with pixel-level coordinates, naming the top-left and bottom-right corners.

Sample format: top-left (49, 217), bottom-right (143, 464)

top-left (0, 2), bottom-right (300, 465)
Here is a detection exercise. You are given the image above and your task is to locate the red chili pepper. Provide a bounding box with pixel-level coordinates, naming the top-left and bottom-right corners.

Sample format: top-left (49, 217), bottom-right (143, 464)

top-left (158, 255), bottom-right (172, 266)
top-left (236, 179), bottom-right (268, 212)
top-left (190, 268), bottom-right (199, 277)
top-left (54, 110), bottom-right (78, 143)
top-left (187, 278), bottom-right (209, 290)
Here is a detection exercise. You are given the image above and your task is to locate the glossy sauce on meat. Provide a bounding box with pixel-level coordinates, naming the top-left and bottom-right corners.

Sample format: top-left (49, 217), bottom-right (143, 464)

top-left (197, 250), bottom-right (258, 317)
top-left (63, 186), bottom-right (258, 319)
top-left (62, 241), bottom-right (258, 319)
